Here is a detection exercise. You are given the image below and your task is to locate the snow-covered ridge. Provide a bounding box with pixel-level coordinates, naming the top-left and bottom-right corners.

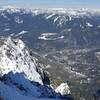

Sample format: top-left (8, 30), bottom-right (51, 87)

top-left (0, 6), bottom-right (100, 27)
top-left (0, 6), bottom-right (100, 16)
top-left (0, 37), bottom-right (42, 84)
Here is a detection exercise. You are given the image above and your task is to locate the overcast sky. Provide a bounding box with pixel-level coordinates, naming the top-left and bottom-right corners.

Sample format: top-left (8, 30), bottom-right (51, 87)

top-left (0, 0), bottom-right (100, 8)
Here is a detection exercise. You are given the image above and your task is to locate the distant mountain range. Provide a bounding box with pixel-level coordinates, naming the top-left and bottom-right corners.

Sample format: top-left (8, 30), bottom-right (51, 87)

top-left (0, 7), bottom-right (100, 51)
top-left (0, 6), bottom-right (100, 99)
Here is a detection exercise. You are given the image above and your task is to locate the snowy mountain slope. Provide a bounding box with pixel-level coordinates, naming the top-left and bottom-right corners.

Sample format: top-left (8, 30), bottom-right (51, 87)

top-left (0, 81), bottom-right (64, 100)
top-left (0, 37), bottom-right (42, 84)
top-left (0, 37), bottom-right (72, 100)
top-left (0, 81), bottom-right (34, 100)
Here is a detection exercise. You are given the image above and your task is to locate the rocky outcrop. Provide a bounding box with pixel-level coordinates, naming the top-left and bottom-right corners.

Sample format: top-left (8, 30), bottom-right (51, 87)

top-left (0, 37), bottom-right (72, 100)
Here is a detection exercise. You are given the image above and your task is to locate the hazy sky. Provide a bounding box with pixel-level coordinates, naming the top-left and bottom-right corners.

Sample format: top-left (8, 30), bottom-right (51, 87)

top-left (0, 0), bottom-right (100, 8)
